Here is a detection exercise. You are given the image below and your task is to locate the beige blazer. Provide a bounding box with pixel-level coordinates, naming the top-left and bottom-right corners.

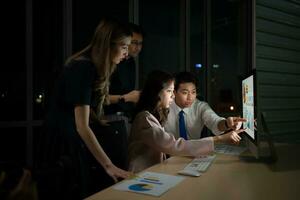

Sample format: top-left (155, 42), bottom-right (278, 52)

top-left (128, 111), bottom-right (214, 172)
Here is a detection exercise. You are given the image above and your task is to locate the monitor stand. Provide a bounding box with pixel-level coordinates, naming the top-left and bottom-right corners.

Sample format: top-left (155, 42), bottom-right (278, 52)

top-left (240, 112), bottom-right (278, 163)
top-left (260, 112), bottom-right (277, 163)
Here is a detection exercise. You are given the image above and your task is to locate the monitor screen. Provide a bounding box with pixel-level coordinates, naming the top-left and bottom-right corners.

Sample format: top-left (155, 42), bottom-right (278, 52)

top-left (242, 74), bottom-right (256, 140)
top-left (241, 74), bottom-right (277, 162)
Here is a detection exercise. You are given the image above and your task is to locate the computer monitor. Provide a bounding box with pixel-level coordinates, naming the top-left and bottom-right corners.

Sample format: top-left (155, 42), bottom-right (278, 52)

top-left (242, 74), bottom-right (256, 140)
top-left (242, 73), bottom-right (258, 158)
top-left (241, 73), bottom-right (277, 163)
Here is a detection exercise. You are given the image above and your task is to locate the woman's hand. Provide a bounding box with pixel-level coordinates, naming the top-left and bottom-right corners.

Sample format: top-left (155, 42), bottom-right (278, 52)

top-left (223, 128), bottom-right (245, 144)
top-left (214, 128), bottom-right (245, 145)
top-left (104, 163), bottom-right (131, 183)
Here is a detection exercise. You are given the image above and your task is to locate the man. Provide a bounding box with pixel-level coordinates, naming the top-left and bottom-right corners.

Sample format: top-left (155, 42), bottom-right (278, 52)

top-left (105, 23), bottom-right (144, 121)
top-left (164, 71), bottom-right (246, 140)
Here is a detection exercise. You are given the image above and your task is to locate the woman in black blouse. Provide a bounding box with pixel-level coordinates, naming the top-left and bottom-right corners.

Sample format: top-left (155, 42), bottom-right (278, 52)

top-left (40, 17), bottom-right (132, 198)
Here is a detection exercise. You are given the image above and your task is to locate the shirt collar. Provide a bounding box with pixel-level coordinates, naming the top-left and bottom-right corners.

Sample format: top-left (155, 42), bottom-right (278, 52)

top-left (173, 101), bottom-right (193, 115)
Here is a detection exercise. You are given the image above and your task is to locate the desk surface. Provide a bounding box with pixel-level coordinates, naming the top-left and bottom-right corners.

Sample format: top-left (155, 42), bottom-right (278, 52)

top-left (86, 143), bottom-right (300, 200)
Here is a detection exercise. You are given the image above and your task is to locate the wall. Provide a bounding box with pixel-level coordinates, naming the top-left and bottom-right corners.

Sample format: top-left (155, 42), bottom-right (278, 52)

top-left (256, 0), bottom-right (300, 142)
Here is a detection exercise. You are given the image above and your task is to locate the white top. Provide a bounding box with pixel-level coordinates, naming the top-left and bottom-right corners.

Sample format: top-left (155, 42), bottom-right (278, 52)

top-left (164, 99), bottom-right (225, 139)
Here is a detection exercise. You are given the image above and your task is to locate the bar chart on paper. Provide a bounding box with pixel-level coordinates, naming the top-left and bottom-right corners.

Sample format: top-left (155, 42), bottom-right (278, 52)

top-left (113, 171), bottom-right (185, 196)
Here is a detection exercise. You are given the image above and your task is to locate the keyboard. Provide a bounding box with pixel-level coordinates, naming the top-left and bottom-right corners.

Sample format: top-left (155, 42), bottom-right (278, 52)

top-left (178, 155), bottom-right (216, 177)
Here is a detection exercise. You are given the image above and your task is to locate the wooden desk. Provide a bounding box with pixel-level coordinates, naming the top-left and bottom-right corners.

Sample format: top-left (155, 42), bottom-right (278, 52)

top-left (86, 143), bottom-right (300, 200)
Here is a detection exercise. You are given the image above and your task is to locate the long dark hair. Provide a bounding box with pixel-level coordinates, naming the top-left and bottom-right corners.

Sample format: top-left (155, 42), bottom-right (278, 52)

top-left (135, 70), bottom-right (174, 125)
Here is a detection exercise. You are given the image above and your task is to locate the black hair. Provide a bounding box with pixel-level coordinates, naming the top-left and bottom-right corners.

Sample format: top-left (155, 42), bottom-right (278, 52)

top-left (135, 70), bottom-right (174, 124)
top-left (128, 23), bottom-right (145, 37)
top-left (174, 71), bottom-right (198, 91)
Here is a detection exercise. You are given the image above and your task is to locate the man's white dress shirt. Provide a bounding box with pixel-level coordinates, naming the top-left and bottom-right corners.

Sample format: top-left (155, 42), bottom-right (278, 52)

top-left (164, 99), bottom-right (225, 139)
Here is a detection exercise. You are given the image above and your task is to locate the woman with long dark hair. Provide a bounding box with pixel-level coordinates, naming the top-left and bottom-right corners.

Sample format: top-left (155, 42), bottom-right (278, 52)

top-left (128, 70), bottom-right (244, 172)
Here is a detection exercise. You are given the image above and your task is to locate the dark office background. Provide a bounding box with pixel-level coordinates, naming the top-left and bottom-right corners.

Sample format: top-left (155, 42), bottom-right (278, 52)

top-left (0, 0), bottom-right (299, 186)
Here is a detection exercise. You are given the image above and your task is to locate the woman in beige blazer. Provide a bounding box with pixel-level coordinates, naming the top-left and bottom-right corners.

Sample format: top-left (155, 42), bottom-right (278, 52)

top-left (128, 70), bottom-right (244, 173)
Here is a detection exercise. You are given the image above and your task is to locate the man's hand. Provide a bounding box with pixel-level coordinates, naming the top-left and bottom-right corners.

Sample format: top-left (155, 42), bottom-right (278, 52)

top-left (226, 117), bottom-right (247, 130)
top-left (123, 90), bottom-right (141, 103)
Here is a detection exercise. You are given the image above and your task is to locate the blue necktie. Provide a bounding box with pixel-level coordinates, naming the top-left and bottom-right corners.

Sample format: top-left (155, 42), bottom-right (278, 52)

top-left (179, 110), bottom-right (188, 140)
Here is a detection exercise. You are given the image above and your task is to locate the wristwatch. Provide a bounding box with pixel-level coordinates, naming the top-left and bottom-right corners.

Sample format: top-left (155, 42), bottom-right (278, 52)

top-left (119, 96), bottom-right (125, 103)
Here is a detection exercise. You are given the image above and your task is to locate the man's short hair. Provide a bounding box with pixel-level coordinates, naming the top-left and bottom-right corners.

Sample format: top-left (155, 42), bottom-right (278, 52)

top-left (174, 71), bottom-right (198, 91)
top-left (128, 23), bottom-right (145, 37)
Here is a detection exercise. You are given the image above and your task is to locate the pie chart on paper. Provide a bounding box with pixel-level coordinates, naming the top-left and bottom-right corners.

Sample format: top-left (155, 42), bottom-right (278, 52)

top-left (128, 183), bottom-right (153, 191)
